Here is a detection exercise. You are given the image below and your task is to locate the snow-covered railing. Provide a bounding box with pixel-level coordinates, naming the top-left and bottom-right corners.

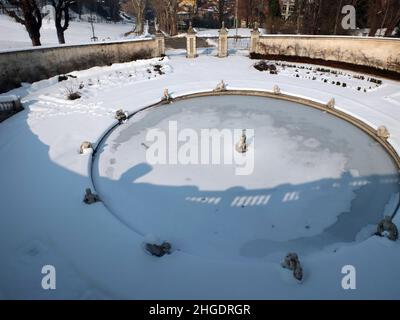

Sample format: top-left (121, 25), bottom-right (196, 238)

top-left (202, 36), bottom-right (250, 51)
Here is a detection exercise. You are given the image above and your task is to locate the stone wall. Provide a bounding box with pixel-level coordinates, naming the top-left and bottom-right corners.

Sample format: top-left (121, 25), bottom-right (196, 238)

top-left (0, 38), bottom-right (160, 93)
top-left (255, 35), bottom-right (400, 78)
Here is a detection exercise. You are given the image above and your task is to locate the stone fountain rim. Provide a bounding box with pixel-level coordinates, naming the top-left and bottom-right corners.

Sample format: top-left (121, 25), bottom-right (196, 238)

top-left (88, 89), bottom-right (400, 225)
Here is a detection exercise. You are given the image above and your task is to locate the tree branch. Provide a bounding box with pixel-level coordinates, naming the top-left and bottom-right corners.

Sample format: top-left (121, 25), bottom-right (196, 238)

top-left (0, 1), bottom-right (26, 25)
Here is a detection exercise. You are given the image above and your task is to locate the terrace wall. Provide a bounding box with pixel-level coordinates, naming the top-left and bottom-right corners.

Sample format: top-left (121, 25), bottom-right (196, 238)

top-left (254, 35), bottom-right (400, 79)
top-left (0, 38), bottom-right (160, 93)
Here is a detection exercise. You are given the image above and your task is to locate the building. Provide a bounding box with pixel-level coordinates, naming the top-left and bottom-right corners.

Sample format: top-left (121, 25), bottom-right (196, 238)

top-left (196, 0), bottom-right (237, 21)
top-left (179, 0), bottom-right (196, 6)
top-left (177, 0), bottom-right (197, 30)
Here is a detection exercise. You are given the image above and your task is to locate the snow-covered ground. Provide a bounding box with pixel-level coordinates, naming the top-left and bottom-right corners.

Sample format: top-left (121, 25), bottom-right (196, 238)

top-left (0, 14), bottom-right (134, 50)
top-left (1, 45), bottom-right (400, 299)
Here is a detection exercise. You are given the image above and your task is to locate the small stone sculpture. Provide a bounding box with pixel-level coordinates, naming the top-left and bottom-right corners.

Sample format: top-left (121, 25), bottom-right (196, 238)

top-left (214, 80), bottom-right (227, 92)
top-left (377, 125), bottom-right (390, 140)
top-left (281, 252), bottom-right (303, 281)
top-left (375, 216), bottom-right (398, 241)
top-left (162, 89), bottom-right (171, 103)
top-left (273, 85), bottom-right (281, 95)
top-left (145, 241), bottom-right (172, 257)
top-left (235, 129), bottom-right (248, 154)
top-left (187, 21), bottom-right (195, 34)
top-left (83, 188), bottom-right (100, 204)
top-left (327, 98), bottom-right (335, 109)
top-left (115, 109), bottom-right (128, 123)
top-left (80, 141), bottom-right (93, 154)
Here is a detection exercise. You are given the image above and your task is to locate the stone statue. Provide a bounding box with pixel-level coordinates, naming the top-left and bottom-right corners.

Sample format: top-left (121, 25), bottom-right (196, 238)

top-left (375, 216), bottom-right (398, 241)
top-left (214, 80), bottom-right (227, 92)
top-left (80, 141), bottom-right (93, 154)
top-left (327, 98), bottom-right (335, 109)
top-left (281, 252), bottom-right (303, 281)
top-left (115, 109), bottom-right (128, 123)
top-left (235, 129), bottom-right (248, 153)
top-left (187, 21), bottom-right (195, 35)
top-left (83, 188), bottom-right (100, 204)
top-left (162, 89), bottom-right (171, 103)
top-left (144, 20), bottom-right (149, 36)
top-left (377, 125), bottom-right (390, 140)
top-left (293, 265), bottom-right (303, 281)
top-left (145, 241), bottom-right (172, 257)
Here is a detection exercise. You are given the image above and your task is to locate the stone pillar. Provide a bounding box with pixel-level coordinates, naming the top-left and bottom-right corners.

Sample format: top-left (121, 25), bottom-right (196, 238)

top-left (155, 30), bottom-right (165, 57)
top-left (186, 23), bottom-right (197, 59)
top-left (250, 23), bottom-right (260, 54)
top-left (218, 22), bottom-right (228, 58)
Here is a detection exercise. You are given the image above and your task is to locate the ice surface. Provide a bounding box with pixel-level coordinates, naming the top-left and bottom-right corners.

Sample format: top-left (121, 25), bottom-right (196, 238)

top-left (93, 95), bottom-right (400, 260)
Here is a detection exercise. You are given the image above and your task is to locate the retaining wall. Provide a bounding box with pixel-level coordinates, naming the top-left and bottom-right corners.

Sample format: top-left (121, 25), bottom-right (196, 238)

top-left (0, 38), bottom-right (160, 93)
top-left (254, 35), bottom-right (400, 78)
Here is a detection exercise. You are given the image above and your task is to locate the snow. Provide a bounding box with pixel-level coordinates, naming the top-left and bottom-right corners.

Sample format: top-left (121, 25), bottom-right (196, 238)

top-left (269, 61), bottom-right (384, 93)
top-left (0, 95), bottom-right (19, 102)
top-left (1, 45), bottom-right (400, 299)
top-left (0, 14), bottom-right (135, 50)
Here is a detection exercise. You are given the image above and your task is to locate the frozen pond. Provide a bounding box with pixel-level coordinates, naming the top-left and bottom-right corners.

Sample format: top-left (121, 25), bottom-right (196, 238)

top-left (93, 95), bottom-right (400, 261)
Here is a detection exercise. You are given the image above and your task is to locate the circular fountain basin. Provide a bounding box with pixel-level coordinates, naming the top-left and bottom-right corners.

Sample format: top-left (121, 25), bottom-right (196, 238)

top-left (93, 94), bottom-right (400, 261)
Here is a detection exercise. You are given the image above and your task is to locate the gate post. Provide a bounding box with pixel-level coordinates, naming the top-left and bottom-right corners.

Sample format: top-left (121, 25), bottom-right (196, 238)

top-left (218, 22), bottom-right (228, 58)
top-left (250, 23), bottom-right (260, 55)
top-left (186, 22), bottom-right (197, 59)
top-left (155, 25), bottom-right (165, 57)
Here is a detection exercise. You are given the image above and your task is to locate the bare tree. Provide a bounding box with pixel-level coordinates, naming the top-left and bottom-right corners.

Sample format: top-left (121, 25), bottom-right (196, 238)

top-left (368, 0), bottom-right (383, 36)
top-left (333, 0), bottom-right (344, 34)
top-left (133, 0), bottom-right (146, 34)
top-left (367, 0), bottom-right (400, 36)
top-left (0, 0), bottom-right (42, 46)
top-left (383, 0), bottom-right (400, 36)
top-left (150, 0), bottom-right (178, 36)
top-left (165, 0), bottom-right (178, 35)
top-left (236, 0), bottom-right (269, 29)
top-left (292, 0), bottom-right (306, 33)
top-left (266, 0), bottom-right (281, 34)
top-left (238, 0), bottom-right (254, 27)
top-left (214, 0), bottom-right (227, 27)
top-left (51, 0), bottom-right (73, 44)
top-left (122, 0), bottom-right (147, 34)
